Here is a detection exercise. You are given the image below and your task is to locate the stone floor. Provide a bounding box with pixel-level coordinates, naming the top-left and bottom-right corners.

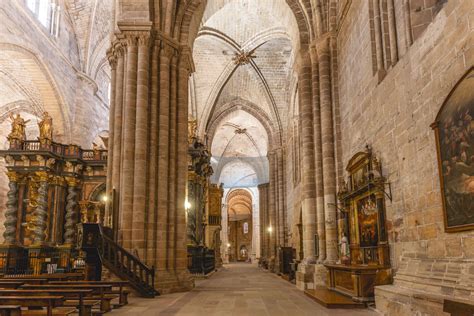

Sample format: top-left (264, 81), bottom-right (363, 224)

top-left (110, 263), bottom-right (379, 315)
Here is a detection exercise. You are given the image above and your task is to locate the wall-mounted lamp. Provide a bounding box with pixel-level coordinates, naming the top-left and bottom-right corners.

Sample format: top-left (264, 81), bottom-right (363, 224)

top-left (267, 226), bottom-right (273, 233)
top-left (102, 195), bottom-right (108, 202)
top-left (184, 199), bottom-right (191, 210)
top-left (227, 243), bottom-right (231, 248)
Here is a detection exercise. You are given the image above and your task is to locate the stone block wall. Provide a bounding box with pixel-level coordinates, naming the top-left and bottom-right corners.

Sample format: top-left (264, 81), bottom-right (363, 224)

top-left (336, 0), bottom-right (474, 314)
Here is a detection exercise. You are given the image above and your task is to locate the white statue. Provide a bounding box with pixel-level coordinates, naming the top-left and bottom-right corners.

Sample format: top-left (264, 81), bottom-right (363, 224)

top-left (340, 233), bottom-right (350, 263)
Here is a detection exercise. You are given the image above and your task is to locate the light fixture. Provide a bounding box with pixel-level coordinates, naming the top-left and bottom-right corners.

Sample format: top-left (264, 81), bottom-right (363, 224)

top-left (184, 199), bottom-right (191, 210)
top-left (267, 226), bottom-right (273, 233)
top-left (102, 195), bottom-right (108, 202)
top-left (227, 243), bottom-right (231, 248)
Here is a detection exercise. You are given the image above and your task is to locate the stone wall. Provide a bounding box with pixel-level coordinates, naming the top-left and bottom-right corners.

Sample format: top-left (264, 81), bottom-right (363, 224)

top-left (336, 0), bottom-right (473, 314)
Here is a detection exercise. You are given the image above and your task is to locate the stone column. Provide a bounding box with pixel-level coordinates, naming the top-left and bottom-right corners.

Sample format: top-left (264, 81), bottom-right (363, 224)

top-left (146, 41), bottom-right (160, 264)
top-left (276, 148), bottom-right (286, 247)
top-left (119, 30), bottom-right (139, 249)
top-left (317, 37), bottom-right (338, 263)
top-left (309, 44), bottom-right (326, 262)
top-left (3, 171), bottom-right (20, 244)
top-left (258, 183), bottom-right (269, 260)
top-left (267, 152), bottom-right (277, 260)
top-left (32, 171), bottom-right (49, 245)
top-left (111, 43), bottom-right (125, 238)
top-left (64, 177), bottom-right (79, 245)
top-left (131, 33), bottom-right (151, 258)
top-left (105, 51), bottom-right (117, 228)
top-left (297, 51), bottom-right (317, 263)
top-left (372, 0), bottom-right (387, 80)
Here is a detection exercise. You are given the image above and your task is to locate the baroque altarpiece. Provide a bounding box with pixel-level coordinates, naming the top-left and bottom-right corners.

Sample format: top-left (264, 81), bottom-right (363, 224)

top-left (0, 113), bottom-right (107, 275)
top-left (325, 147), bottom-right (392, 302)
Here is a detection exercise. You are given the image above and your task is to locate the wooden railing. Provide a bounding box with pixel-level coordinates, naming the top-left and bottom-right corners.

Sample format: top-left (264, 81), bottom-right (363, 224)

top-left (18, 140), bottom-right (107, 161)
top-left (99, 231), bottom-right (157, 297)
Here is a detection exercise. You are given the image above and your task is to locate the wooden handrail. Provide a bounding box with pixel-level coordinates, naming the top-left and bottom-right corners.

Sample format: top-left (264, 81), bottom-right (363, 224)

top-left (96, 228), bottom-right (157, 297)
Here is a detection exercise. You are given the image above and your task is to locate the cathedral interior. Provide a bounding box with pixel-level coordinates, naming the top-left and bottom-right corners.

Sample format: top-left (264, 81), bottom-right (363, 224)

top-left (0, 0), bottom-right (472, 315)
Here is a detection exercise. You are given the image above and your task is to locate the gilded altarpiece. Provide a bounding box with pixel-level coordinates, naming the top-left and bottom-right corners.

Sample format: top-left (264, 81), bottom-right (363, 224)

top-left (325, 147), bottom-right (392, 303)
top-left (0, 114), bottom-right (107, 275)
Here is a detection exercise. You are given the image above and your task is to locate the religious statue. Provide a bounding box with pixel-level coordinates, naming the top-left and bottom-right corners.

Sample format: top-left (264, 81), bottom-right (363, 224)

top-left (8, 113), bottom-right (29, 143)
top-left (38, 111), bottom-right (53, 144)
top-left (188, 118), bottom-right (197, 142)
top-left (339, 233), bottom-right (350, 264)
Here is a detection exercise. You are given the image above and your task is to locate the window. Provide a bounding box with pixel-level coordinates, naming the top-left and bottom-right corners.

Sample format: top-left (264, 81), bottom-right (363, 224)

top-left (26, 0), bottom-right (60, 37)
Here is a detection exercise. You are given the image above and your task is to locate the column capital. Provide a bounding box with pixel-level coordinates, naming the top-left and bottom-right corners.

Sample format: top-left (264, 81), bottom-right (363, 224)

top-left (35, 171), bottom-right (50, 182)
top-left (64, 176), bottom-right (80, 187)
top-left (6, 171), bottom-right (21, 182)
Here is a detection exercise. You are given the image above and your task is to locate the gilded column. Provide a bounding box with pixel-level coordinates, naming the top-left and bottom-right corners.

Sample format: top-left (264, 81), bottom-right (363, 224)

top-left (3, 171), bottom-right (20, 244)
top-left (132, 32), bottom-right (151, 257)
top-left (317, 36), bottom-right (338, 263)
top-left (64, 177), bottom-right (79, 245)
top-left (32, 171), bottom-right (49, 245)
top-left (297, 51), bottom-right (317, 263)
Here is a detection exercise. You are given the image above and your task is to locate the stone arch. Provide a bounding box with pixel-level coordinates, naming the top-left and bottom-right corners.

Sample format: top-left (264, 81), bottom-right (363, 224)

top-left (207, 99), bottom-right (279, 149)
top-left (0, 43), bottom-right (70, 141)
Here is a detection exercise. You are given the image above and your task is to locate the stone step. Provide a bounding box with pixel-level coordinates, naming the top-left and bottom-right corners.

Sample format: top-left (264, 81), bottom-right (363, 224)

top-left (304, 288), bottom-right (366, 309)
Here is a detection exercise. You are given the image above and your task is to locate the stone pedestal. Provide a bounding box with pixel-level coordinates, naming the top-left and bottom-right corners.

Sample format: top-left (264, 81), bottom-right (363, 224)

top-left (313, 263), bottom-right (328, 287)
top-left (296, 263), bottom-right (315, 290)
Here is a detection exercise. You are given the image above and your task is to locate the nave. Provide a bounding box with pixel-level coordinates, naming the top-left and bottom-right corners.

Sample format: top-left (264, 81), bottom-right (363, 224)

top-left (110, 263), bottom-right (377, 316)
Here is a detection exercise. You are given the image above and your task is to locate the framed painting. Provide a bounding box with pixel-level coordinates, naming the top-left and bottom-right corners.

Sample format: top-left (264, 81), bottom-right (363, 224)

top-left (432, 67), bottom-right (474, 232)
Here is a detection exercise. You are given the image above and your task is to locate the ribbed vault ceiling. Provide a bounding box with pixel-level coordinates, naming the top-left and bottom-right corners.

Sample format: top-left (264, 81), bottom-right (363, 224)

top-left (193, 0), bottom-right (298, 188)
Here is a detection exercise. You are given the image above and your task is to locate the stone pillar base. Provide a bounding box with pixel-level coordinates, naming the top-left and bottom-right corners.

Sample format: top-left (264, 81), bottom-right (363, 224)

top-left (155, 269), bottom-right (195, 294)
top-left (296, 263), bottom-right (315, 290)
top-left (313, 263), bottom-right (328, 287)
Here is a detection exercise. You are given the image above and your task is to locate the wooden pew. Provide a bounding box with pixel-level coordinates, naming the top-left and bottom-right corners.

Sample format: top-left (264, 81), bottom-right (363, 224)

top-left (0, 296), bottom-right (74, 316)
top-left (4, 273), bottom-right (83, 281)
top-left (0, 282), bottom-right (23, 289)
top-left (0, 289), bottom-right (97, 316)
top-left (21, 284), bottom-right (114, 313)
top-left (0, 305), bottom-right (21, 316)
top-left (49, 281), bottom-right (130, 306)
top-left (0, 279), bottom-right (47, 285)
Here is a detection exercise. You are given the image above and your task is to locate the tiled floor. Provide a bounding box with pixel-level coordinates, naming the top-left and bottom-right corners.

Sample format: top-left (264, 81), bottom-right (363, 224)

top-left (110, 263), bottom-right (379, 316)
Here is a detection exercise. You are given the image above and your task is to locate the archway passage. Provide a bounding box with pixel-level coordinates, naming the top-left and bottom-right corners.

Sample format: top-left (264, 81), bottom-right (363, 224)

top-left (226, 189), bottom-right (252, 262)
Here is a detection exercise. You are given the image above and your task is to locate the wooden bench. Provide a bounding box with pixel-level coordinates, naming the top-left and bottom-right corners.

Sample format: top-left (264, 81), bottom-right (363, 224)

top-left (0, 279), bottom-right (47, 285)
top-left (0, 295), bottom-right (73, 316)
top-left (0, 282), bottom-right (23, 289)
top-left (0, 289), bottom-right (97, 316)
top-left (0, 305), bottom-right (21, 316)
top-left (21, 284), bottom-right (114, 313)
top-left (4, 273), bottom-right (83, 281)
top-left (50, 281), bottom-right (130, 306)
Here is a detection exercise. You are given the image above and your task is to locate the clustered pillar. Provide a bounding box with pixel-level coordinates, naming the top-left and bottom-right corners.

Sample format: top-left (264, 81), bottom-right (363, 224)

top-left (295, 34), bottom-right (339, 289)
top-left (106, 22), bottom-right (193, 293)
